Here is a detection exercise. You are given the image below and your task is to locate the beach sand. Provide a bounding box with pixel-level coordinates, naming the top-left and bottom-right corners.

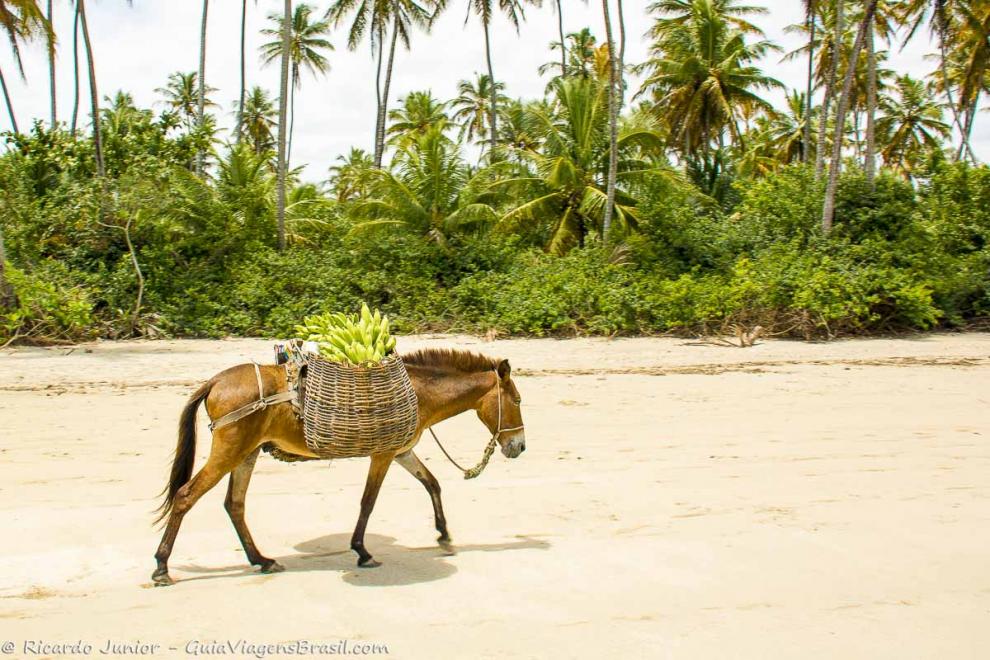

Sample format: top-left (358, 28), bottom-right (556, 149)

top-left (1, 333), bottom-right (988, 659)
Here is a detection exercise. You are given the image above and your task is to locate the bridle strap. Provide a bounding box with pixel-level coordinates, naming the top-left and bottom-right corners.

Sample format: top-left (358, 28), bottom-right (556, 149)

top-left (430, 369), bottom-right (524, 480)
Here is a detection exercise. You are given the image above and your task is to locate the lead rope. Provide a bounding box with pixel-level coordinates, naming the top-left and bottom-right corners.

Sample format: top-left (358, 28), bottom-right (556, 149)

top-left (430, 370), bottom-right (511, 480)
top-left (430, 429), bottom-right (498, 480)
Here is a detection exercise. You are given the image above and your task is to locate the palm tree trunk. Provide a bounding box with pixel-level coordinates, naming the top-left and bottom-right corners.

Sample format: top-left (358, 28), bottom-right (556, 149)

top-left (196, 0), bottom-right (209, 175)
top-left (288, 72), bottom-right (296, 169)
top-left (70, 3), bottom-right (80, 136)
top-left (816, 0), bottom-right (842, 178)
top-left (601, 0), bottom-right (619, 240)
top-left (934, 7), bottom-right (974, 163)
top-left (78, 0), bottom-right (104, 177)
top-left (374, 25), bottom-right (383, 156)
top-left (556, 0), bottom-right (566, 78)
top-left (957, 91), bottom-right (980, 163)
top-left (276, 0), bottom-right (291, 250)
top-left (823, 0), bottom-right (878, 233)
top-left (47, 0), bottom-right (56, 128)
top-left (865, 19), bottom-right (877, 187)
top-left (804, 0), bottom-right (815, 163)
top-left (236, 0), bottom-right (247, 142)
top-left (853, 111), bottom-right (861, 159)
top-left (0, 66), bottom-right (17, 134)
top-left (374, 20), bottom-right (398, 169)
top-left (483, 20), bottom-right (498, 157)
top-left (617, 0), bottom-right (626, 106)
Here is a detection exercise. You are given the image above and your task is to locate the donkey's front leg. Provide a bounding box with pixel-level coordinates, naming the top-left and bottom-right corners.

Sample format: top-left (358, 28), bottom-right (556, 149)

top-left (351, 451), bottom-right (395, 567)
top-left (394, 450), bottom-right (453, 554)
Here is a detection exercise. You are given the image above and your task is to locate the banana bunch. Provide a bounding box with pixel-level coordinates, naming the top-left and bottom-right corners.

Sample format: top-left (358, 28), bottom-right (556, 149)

top-left (295, 303), bottom-right (397, 366)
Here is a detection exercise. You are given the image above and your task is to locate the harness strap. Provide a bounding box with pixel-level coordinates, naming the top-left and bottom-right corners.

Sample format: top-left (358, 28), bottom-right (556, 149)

top-left (208, 363), bottom-right (297, 432)
top-left (430, 369), bottom-right (524, 480)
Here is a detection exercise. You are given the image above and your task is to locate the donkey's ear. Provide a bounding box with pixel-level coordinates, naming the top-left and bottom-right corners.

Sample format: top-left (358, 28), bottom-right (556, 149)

top-left (496, 359), bottom-right (511, 381)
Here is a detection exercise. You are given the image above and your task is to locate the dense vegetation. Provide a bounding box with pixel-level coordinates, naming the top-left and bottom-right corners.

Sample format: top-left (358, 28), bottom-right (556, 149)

top-left (1, 0), bottom-right (989, 344)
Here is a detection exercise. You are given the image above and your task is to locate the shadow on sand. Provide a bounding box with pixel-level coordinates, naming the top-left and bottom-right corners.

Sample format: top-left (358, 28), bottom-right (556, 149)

top-left (172, 533), bottom-right (551, 587)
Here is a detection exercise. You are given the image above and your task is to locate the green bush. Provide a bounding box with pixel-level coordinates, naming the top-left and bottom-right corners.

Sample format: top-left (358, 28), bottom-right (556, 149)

top-left (0, 261), bottom-right (96, 343)
top-left (2, 121), bottom-right (988, 343)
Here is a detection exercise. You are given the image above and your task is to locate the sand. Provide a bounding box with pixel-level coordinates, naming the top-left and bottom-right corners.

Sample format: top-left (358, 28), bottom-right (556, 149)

top-left (1, 333), bottom-right (988, 659)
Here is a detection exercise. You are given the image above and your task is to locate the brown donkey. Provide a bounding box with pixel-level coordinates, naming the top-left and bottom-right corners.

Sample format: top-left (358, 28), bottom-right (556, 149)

top-left (152, 349), bottom-right (526, 586)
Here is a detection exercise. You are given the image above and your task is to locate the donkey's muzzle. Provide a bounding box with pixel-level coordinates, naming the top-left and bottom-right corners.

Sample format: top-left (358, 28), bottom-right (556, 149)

top-left (502, 434), bottom-right (526, 458)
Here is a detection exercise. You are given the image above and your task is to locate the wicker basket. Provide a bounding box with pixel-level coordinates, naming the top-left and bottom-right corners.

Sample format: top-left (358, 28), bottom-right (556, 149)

top-left (302, 353), bottom-right (419, 459)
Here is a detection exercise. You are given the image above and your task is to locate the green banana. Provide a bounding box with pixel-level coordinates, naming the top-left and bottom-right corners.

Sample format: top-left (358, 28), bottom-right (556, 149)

top-left (296, 303), bottom-right (398, 366)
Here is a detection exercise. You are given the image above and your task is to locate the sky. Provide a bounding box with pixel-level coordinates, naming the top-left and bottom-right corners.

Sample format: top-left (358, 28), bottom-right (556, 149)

top-left (1, 0), bottom-right (986, 181)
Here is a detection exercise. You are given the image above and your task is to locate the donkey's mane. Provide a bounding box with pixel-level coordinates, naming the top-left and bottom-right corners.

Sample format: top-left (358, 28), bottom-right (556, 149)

top-left (402, 348), bottom-right (499, 373)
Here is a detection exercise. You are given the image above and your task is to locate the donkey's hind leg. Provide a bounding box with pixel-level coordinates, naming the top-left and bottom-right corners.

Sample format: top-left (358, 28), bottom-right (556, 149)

top-left (394, 450), bottom-right (454, 554)
top-left (225, 447), bottom-right (283, 574)
top-left (153, 441), bottom-right (252, 586)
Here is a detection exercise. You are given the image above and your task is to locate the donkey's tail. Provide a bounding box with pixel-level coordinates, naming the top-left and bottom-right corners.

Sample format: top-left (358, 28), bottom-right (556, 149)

top-left (154, 380), bottom-right (213, 526)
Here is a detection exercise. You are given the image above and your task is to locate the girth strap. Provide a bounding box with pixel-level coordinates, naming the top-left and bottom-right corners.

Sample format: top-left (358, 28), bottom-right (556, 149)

top-left (208, 363), bottom-right (296, 432)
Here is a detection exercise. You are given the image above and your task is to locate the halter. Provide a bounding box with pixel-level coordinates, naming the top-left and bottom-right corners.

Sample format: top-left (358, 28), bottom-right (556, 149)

top-left (430, 369), bottom-right (525, 480)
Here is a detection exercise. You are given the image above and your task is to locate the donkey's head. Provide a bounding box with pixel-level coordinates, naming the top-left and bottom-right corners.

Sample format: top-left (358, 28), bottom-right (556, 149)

top-left (476, 359), bottom-right (526, 458)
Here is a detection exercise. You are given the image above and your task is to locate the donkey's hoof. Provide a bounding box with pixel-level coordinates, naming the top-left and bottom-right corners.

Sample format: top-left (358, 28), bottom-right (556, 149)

top-left (260, 560), bottom-right (285, 574)
top-left (151, 570), bottom-right (174, 587)
top-left (357, 557), bottom-right (382, 568)
top-left (438, 538), bottom-right (456, 556)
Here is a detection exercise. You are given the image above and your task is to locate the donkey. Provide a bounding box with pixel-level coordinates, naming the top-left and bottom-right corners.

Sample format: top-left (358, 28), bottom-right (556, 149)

top-left (151, 349), bottom-right (526, 586)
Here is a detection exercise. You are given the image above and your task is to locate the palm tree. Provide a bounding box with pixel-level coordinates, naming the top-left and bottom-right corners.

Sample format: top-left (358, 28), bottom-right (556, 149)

top-left (636, 0), bottom-right (782, 156)
top-left (0, 0), bottom-right (51, 308)
top-left (898, 0), bottom-right (966, 158)
top-left (822, 0), bottom-right (879, 233)
top-left (1, 0), bottom-right (52, 134)
top-left (350, 127), bottom-right (496, 243)
top-left (325, 0), bottom-right (435, 168)
top-left (217, 142), bottom-right (275, 239)
top-left (491, 77), bottom-right (668, 254)
top-left (261, 3), bottom-right (332, 168)
top-left (70, 1), bottom-right (79, 135)
top-left (497, 97), bottom-right (544, 157)
top-left (861, 0), bottom-right (899, 186)
top-left (462, 0), bottom-right (542, 157)
top-left (865, 12), bottom-right (877, 184)
top-left (451, 74), bottom-right (506, 146)
top-left (235, 0), bottom-right (256, 142)
top-left (877, 74), bottom-right (950, 177)
top-left (565, 28), bottom-right (599, 78)
top-left (952, 0), bottom-right (989, 162)
top-left (77, 0), bottom-right (112, 176)
top-left (196, 0), bottom-right (209, 174)
top-left (155, 72), bottom-right (218, 127)
top-left (601, 0), bottom-right (619, 238)
top-left (239, 86), bottom-right (278, 155)
top-left (819, 0), bottom-right (843, 178)
top-left (802, 0), bottom-right (815, 163)
top-left (0, 61), bottom-right (15, 133)
top-left (324, 0), bottom-right (391, 166)
top-left (386, 90), bottom-right (449, 146)
top-left (739, 90), bottom-right (813, 175)
top-left (328, 147), bottom-right (374, 202)
top-left (547, 0), bottom-right (588, 79)
top-left (647, 0), bottom-right (768, 37)
top-left (276, 0), bottom-right (291, 251)
top-left (46, 0), bottom-right (55, 127)
top-left (784, 2), bottom-right (842, 173)
top-left (540, 28), bottom-right (599, 86)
